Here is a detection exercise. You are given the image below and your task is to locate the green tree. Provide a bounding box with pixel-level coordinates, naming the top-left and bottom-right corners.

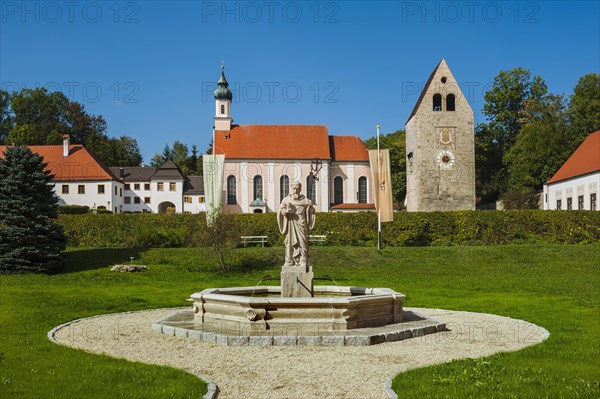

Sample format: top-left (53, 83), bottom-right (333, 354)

top-left (109, 136), bottom-right (143, 167)
top-left (194, 210), bottom-right (240, 272)
top-left (5, 87), bottom-right (140, 166)
top-left (149, 141), bottom-right (211, 174)
top-left (62, 100), bottom-right (108, 144)
top-left (483, 67), bottom-right (551, 150)
top-left (0, 90), bottom-right (12, 143)
top-left (0, 146), bottom-right (66, 273)
top-left (9, 88), bottom-right (69, 144)
top-left (567, 73), bottom-right (600, 137)
top-left (365, 130), bottom-right (406, 204)
top-left (188, 145), bottom-right (198, 174)
top-left (474, 123), bottom-right (506, 202)
top-left (171, 141), bottom-right (190, 174)
top-left (500, 187), bottom-right (540, 210)
top-left (150, 144), bottom-right (172, 167)
top-left (504, 120), bottom-right (575, 191)
top-left (6, 124), bottom-right (62, 145)
top-left (477, 67), bottom-right (561, 202)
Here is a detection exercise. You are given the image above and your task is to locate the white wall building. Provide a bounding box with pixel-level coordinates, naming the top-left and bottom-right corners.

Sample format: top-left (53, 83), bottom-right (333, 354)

top-left (212, 67), bottom-right (375, 214)
top-left (543, 131), bottom-right (599, 211)
top-left (1, 135), bottom-right (206, 214)
top-left (1, 135), bottom-right (125, 213)
top-left (110, 162), bottom-right (206, 214)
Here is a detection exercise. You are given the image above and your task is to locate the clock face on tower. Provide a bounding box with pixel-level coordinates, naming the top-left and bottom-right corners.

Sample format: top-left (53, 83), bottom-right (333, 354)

top-left (437, 150), bottom-right (455, 170)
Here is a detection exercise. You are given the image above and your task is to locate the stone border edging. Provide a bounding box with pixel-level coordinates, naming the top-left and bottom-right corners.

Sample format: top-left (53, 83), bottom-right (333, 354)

top-left (47, 307), bottom-right (219, 399)
top-left (382, 309), bottom-right (551, 399)
top-left (152, 309), bottom-right (447, 347)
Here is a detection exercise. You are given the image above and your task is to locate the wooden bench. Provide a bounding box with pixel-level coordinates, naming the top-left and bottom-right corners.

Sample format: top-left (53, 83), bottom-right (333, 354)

top-left (309, 235), bottom-right (327, 244)
top-left (240, 235), bottom-right (268, 247)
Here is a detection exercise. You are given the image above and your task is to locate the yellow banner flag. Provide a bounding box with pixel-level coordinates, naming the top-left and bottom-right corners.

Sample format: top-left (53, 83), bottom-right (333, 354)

top-left (369, 149), bottom-right (394, 222)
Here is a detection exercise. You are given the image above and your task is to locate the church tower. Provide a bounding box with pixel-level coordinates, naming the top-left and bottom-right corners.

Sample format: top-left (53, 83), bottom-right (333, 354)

top-left (405, 59), bottom-right (475, 211)
top-left (214, 64), bottom-right (233, 132)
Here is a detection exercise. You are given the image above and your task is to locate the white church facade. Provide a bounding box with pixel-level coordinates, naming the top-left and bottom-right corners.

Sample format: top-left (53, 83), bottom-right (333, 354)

top-left (212, 66), bottom-right (375, 214)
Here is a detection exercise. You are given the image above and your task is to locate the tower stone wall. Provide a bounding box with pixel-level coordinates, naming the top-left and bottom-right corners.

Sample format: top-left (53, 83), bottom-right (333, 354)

top-left (405, 59), bottom-right (475, 212)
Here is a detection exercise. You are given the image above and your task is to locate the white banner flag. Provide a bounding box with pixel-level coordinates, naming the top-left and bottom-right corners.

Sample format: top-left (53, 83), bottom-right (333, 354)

top-left (202, 154), bottom-right (225, 225)
top-left (368, 149), bottom-right (394, 222)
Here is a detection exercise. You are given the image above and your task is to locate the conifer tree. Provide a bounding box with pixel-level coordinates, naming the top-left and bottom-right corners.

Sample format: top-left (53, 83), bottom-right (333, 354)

top-left (0, 146), bottom-right (66, 273)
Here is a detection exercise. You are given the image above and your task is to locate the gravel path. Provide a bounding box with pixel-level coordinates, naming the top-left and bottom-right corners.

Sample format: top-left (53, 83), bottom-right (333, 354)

top-left (50, 307), bottom-right (549, 399)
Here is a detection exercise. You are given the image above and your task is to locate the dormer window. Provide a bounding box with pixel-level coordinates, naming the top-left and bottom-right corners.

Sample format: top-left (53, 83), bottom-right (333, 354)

top-left (446, 94), bottom-right (455, 111)
top-left (433, 94), bottom-right (442, 111)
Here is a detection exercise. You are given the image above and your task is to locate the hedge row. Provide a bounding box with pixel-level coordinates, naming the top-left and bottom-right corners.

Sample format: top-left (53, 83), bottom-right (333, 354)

top-left (56, 210), bottom-right (600, 248)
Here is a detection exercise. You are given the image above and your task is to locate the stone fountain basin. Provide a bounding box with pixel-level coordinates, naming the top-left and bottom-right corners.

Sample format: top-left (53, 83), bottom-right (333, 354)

top-left (191, 285), bottom-right (405, 334)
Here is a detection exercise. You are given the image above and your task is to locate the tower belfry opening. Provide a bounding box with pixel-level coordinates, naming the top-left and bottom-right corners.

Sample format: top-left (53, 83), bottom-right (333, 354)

top-left (404, 59), bottom-right (475, 212)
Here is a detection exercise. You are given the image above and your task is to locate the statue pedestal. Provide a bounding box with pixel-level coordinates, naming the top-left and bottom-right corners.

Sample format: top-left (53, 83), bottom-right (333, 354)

top-left (281, 266), bottom-right (314, 298)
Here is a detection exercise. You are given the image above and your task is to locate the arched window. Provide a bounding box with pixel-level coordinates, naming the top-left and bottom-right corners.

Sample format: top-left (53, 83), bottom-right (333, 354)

top-left (220, 104), bottom-right (225, 114)
top-left (358, 176), bottom-right (367, 204)
top-left (446, 94), bottom-right (455, 111)
top-left (433, 94), bottom-right (442, 111)
top-left (227, 175), bottom-right (236, 205)
top-left (253, 175), bottom-right (263, 200)
top-left (334, 176), bottom-right (344, 204)
top-left (306, 174), bottom-right (317, 203)
top-left (280, 175), bottom-right (289, 203)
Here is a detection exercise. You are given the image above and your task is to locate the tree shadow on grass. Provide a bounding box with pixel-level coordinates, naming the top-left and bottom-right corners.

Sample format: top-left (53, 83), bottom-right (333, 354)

top-left (234, 247), bottom-right (283, 272)
top-left (61, 248), bottom-right (145, 273)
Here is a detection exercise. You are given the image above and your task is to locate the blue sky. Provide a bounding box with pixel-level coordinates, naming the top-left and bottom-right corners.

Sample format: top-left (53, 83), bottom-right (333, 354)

top-left (1, 1), bottom-right (599, 162)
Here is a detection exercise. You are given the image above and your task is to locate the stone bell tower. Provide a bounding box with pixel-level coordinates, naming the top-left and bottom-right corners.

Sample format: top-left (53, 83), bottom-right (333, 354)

top-left (405, 59), bottom-right (475, 212)
top-left (214, 63), bottom-right (233, 132)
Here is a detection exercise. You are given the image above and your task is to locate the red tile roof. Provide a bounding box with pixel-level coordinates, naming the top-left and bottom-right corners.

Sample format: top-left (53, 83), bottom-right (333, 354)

top-left (214, 125), bottom-right (331, 159)
top-left (329, 136), bottom-right (369, 161)
top-left (0, 145), bottom-right (117, 181)
top-left (546, 131), bottom-right (600, 184)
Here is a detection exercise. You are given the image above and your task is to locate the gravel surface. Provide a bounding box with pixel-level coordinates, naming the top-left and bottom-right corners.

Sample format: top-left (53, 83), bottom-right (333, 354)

top-left (50, 307), bottom-right (549, 399)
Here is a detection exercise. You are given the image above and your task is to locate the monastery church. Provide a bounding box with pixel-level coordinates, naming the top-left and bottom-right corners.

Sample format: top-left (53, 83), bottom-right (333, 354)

top-left (1, 61), bottom-right (486, 213)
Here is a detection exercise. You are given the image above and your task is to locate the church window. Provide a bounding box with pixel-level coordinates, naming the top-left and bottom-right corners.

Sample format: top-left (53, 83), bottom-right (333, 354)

top-left (334, 176), bottom-right (344, 204)
top-left (253, 175), bottom-right (263, 200)
top-left (358, 176), bottom-right (367, 203)
top-left (220, 104), bottom-right (225, 114)
top-left (567, 197), bottom-right (572, 210)
top-left (307, 174), bottom-right (317, 203)
top-left (227, 175), bottom-right (237, 204)
top-left (578, 195), bottom-right (584, 210)
top-left (446, 94), bottom-right (455, 111)
top-left (433, 94), bottom-right (442, 111)
top-left (441, 76), bottom-right (447, 83)
top-left (280, 175), bottom-right (289, 203)
top-left (591, 193), bottom-right (597, 210)
top-left (556, 199), bottom-right (562, 210)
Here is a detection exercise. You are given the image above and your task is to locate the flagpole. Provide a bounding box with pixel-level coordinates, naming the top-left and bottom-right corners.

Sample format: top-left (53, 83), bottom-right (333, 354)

top-left (376, 124), bottom-right (382, 251)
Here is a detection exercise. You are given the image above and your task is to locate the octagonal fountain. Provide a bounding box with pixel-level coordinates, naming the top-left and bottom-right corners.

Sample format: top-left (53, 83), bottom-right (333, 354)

top-left (153, 182), bottom-right (445, 346)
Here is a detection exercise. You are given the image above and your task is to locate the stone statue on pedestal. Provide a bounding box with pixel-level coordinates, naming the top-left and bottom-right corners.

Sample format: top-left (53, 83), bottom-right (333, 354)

top-left (277, 181), bottom-right (316, 297)
top-left (277, 181), bottom-right (316, 268)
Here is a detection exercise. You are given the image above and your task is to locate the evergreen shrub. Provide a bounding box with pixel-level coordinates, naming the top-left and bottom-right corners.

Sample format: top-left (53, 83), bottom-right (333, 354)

top-left (56, 210), bottom-right (600, 248)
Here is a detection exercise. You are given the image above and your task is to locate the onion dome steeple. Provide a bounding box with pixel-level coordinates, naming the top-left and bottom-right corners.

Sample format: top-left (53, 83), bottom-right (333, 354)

top-left (214, 63), bottom-right (233, 101)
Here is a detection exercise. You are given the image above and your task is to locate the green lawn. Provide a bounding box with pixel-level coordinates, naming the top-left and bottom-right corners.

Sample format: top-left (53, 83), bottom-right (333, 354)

top-left (0, 245), bottom-right (598, 398)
